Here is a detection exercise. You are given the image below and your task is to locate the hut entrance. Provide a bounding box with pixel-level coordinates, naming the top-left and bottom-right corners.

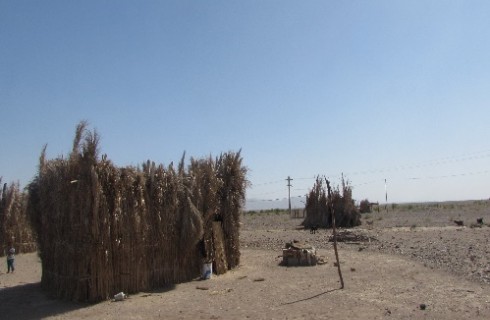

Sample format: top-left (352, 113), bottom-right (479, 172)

top-left (211, 221), bottom-right (228, 275)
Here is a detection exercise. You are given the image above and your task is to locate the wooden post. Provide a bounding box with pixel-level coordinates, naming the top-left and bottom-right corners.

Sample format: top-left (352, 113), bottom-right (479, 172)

top-left (326, 178), bottom-right (344, 289)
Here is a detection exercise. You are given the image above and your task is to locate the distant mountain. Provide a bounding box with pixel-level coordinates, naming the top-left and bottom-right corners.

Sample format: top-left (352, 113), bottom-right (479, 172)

top-left (245, 197), bottom-right (305, 211)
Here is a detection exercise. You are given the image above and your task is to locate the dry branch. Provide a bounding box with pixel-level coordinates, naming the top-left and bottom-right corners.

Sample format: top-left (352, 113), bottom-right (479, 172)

top-left (326, 178), bottom-right (344, 289)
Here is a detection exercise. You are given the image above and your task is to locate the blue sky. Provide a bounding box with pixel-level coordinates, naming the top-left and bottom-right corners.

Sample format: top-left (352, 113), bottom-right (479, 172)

top-left (1, 1), bottom-right (490, 209)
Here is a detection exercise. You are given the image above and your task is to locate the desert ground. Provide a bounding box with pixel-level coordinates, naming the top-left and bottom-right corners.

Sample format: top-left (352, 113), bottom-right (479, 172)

top-left (1, 201), bottom-right (490, 319)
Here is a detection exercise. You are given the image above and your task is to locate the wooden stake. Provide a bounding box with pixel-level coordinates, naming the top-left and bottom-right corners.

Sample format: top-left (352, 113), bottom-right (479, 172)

top-left (326, 178), bottom-right (344, 289)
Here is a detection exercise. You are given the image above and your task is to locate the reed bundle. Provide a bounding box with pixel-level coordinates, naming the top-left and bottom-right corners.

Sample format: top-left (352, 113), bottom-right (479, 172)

top-left (302, 175), bottom-right (361, 229)
top-left (0, 178), bottom-right (37, 255)
top-left (27, 122), bottom-right (248, 302)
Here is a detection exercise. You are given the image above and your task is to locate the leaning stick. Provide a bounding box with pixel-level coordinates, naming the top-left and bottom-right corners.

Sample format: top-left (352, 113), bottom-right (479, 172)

top-left (326, 178), bottom-right (344, 289)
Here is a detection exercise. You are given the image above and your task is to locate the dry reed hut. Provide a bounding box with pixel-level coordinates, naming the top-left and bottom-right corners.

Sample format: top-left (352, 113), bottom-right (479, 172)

top-left (302, 176), bottom-right (361, 229)
top-left (27, 122), bottom-right (248, 302)
top-left (0, 179), bottom-right (37, 256)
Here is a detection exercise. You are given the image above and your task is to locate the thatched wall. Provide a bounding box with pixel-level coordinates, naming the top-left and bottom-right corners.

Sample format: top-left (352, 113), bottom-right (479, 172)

top-left (27, 122), bottom-right (247, 302)
top-left (0, 179), bottom-right (37, 256)
top-left (302, 176), bottom-right (361, 229)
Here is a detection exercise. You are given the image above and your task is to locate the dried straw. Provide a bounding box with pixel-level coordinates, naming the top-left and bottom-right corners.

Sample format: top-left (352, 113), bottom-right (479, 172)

top-left (26, 123), bottom-right (247, 302)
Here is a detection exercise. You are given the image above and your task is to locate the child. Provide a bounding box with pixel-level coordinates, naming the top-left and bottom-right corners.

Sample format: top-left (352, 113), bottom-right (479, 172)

top-left (7, 246), bottom-right (15, 273)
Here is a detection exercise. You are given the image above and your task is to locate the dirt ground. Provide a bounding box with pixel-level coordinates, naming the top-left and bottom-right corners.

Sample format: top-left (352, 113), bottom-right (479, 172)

top-left (1, 201), bottom-right (490, 319)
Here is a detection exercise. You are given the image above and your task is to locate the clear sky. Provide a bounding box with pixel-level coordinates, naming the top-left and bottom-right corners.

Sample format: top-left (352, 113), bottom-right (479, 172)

top-left (2, 1), bottom-right (490, 210)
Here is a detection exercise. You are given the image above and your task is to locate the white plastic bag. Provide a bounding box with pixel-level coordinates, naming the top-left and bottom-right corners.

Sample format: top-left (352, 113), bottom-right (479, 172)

top-left (114, 292), bottom-right (126, 301)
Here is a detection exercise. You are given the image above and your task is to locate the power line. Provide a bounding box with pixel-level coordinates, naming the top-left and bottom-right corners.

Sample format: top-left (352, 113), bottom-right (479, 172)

top-left (252, 179), bottom-right (285, 186)
top-left (345, 149), bottom-right (490, 177)
top-left (248, 149), bottom-right (490, 188)
top-left (408, 169), bottom-right (490, 180)
top-left (246, 148), bottom-right (490, 203)
top-left (247, 169), bottom-right (490, 203)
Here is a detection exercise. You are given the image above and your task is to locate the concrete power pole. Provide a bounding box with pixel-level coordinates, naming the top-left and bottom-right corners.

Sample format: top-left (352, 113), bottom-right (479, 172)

top-left (385, 178), bottom-right (388, 212)
top-left (286, 176), bottom-right (293, 216)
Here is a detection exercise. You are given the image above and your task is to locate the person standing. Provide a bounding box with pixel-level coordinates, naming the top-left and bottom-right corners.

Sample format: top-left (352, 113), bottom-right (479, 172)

top-left (6, 245), bottom-right (15, 273)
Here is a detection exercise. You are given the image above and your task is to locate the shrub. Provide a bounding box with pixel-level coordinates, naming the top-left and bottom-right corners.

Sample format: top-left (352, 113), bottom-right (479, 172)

top-left (359, 199), bottom-right (371, 213)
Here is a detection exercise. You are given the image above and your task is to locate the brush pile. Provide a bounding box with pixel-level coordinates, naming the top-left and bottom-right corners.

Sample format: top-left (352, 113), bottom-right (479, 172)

top-left (302, 176), bottom-right (361, 229)
top-left (27, 122), bottom-right (247, 302)
top-left (328, 230), bottom-right (376, 243)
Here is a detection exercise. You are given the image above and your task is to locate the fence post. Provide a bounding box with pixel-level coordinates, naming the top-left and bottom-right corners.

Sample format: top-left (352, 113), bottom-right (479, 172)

top-left (326, 178), bottom-right (344, 289)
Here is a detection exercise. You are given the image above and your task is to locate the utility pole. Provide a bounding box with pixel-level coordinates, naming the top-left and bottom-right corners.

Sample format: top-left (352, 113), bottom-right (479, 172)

top-left (385, 178), bottom-right (388, 212)
top-left (286, 176), bottom-right (293, 216)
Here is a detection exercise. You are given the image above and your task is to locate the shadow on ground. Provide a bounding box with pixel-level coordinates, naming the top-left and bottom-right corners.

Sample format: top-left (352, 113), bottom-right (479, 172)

top-left (0, 282), bottom-right (89, 320)
top-left (0, 282), bottom-right (180, 320)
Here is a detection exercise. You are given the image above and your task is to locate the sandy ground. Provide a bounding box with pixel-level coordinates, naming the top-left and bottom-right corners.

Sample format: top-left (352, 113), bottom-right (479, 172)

top-left (1, 203), bottom-right (490, 319)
